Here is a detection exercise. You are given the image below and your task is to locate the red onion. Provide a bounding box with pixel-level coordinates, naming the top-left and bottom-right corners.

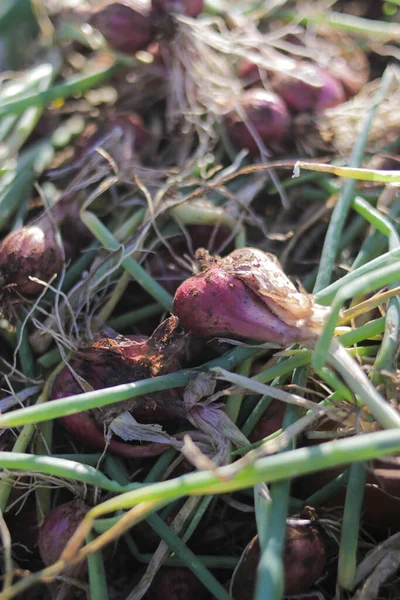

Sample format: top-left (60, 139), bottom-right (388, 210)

top-left (149, 567), bottom-right (210, 599)
top-left (173, 248), bottom-right (328, 345)
top-left (89, 3), bottom-right (152, 55)
top-left (39, 500), bottom-right (90, 600)
top-left (39, 500), bottom-right (90, 567)
top-left (52, 318), bottom-right (187, 457)
top-left (272, 64), bottom-right (345, 113)
top-left (231, 524), bottom-right (326, 598)
top-left (0, 218), bottom-right (63, 299)
top-left (225, 89), bottom-right (291, 154)
top-left (152, 0), bottom-right (204, 16)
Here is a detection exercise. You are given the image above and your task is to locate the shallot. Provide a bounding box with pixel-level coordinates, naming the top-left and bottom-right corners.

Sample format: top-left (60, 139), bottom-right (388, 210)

top-left (173, 247), bottom-right (328, 345)
top-left (89, 3), bottom-right (152, 55)
top-left (225, 89), bottom-right (291, 154)
top-left (231, 523), bottom-right (326, 598)
top-left (0, 218), bottom-right (63, 299)
top-left (272, 63), bottom-right (345, 113)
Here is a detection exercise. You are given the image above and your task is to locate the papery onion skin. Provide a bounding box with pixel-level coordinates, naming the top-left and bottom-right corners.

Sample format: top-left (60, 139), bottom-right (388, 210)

top-left (38, 500), bottom-right (90, 567)
top-left (89, 3), bottom-right (152, 55)
top-left (52, 320), bottom-right (187, 457)
top-left (0, 221), bottom-right (63, 298)
top-left (225, 89), bottom-right (291, 154)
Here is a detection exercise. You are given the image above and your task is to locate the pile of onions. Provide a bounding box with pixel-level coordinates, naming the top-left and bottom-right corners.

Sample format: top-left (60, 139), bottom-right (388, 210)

top-left (232, 42), bottom-right (369, 154)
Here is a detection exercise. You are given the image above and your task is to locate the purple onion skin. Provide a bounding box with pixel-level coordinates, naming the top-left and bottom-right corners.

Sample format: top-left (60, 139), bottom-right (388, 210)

top-left (225, 89), bottom-right (291, 154)
top-left (173, 268), bottom-right (306, 346)
top-left (39, 500), bottom-right (89, 567)
top-left (272, 66), bottom-right (345, 113)
top-left (89, 4), bottom-right (152, 54)
top-left (232, 526), bottom-right (326, 598)
top-left (327, 52), bottom-right (369, 98)
top-left (0, 222), bottom-right (63, 298)
top-left (152, 0), bottom-right (204, 16)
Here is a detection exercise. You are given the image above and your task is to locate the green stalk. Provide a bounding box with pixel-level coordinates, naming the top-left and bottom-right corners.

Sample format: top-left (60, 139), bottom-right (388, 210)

top-left (255, 369), bottom-right (305, 600)
top-left (304, 471), bottom-right (350, 508)
top-left (105, 459), bottom-right (231, 600)
top-left (0, 346), bottom-right (259, 429)
top-left (87, 532), bottom-right (109, 600)
top-left (107, 303), bottom-right (163, 331)
top-left (314, 261), bottom-right (400, 370)
top-left (337, 463), bottom-right (367, 590)
top-left (279, 9), bottom-right (400, 39)
top-left (326, 339), bottom-right (400, 428)
top-left (88, 429), bottom-right (400, 516)
top-left (225, 358), bottom-right (252, 423)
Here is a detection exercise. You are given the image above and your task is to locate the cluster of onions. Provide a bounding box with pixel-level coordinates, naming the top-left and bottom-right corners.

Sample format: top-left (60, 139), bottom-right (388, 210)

top-left (226, 46), bottom-right (369, 154)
